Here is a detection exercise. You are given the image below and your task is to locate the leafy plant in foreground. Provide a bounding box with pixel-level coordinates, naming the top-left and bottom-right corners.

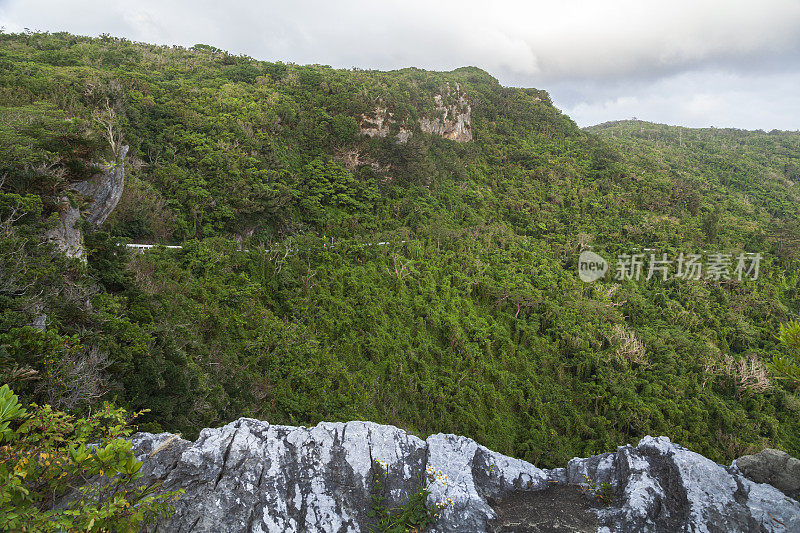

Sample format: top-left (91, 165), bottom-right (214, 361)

top-left (581, 474), bottom-right (616, 506)
top-left (369, 460), bottom-right (453, 532)
top-left (0, 384), bottom-right (180, 532)
top-left (771, 320), bottom-right (800, 387)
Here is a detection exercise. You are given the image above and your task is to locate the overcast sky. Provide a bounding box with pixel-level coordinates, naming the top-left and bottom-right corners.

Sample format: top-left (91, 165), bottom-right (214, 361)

top-left (1, 0), bottom-right (799, 130)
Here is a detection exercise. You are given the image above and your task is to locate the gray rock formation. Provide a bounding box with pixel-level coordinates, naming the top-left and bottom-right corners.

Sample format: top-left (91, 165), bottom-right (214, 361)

top-left (44, 146), bottom-right (128, 259)
top-left (132, 418), bottom-right (800, 532)
top-left (735, 448), bottom-right (800, 499)
top-left (72, 145), bottom-right (128, 226)
top-left (566, 435), bottom-right (799, 532)
top-left (44, 199), bottom-right (84, 259)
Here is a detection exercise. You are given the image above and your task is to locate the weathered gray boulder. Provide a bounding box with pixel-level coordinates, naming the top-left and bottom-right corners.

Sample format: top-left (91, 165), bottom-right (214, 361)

top-left (72, 145), bottom-right (128, 226)
top-left (567, 436), bottom-right (800, 532)
top-left (133, 419), bottom-right (800, 532)
top-left (735, 448), bottom-right (800, 499)
top-left (44, 199), bottom-right (84, 259)
top-left (45, 145), bottom-right (128, 260)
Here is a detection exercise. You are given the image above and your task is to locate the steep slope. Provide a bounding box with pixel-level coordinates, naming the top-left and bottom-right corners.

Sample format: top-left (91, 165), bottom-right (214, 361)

top-left (586, 120), bottom-right (800, 239)
top-left (1, 32), bottom-right (800, 471)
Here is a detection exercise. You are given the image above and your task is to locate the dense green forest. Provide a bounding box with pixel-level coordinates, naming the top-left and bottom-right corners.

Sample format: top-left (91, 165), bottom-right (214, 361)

top-left (1, 31), bottom-right (799, 468)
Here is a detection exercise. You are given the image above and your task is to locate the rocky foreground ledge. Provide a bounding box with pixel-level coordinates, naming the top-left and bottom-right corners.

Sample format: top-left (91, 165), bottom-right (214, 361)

top-left (132, 418), bottom-right (800, 532)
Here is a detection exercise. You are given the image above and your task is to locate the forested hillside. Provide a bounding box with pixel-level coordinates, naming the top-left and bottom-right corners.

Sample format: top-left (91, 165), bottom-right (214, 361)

top-left (1, 31), bottom-right (799, 467)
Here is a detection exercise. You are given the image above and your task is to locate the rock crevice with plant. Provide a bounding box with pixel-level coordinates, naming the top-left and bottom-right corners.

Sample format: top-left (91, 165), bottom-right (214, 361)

top-left (127, 417), bottom-right (800, 532)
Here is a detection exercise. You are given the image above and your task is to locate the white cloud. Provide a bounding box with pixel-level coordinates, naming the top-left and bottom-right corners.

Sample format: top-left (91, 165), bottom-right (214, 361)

top-left (561, 70), bottom-right (800, 130)
top-left (1, 0), bottom-right (798, 129)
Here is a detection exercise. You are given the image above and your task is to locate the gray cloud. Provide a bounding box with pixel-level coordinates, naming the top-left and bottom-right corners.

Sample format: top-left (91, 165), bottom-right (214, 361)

top-left (555, 69), bottom-right (800, 130)
top-left (1, 0), bottom-right (798, 129)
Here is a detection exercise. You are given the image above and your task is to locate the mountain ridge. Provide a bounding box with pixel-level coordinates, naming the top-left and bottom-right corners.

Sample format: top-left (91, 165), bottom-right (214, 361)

top-left (1, 31), bottom-right (799, 472)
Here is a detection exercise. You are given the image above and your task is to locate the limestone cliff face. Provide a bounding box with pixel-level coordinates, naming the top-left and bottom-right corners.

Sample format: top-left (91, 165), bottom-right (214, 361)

top-left (359, 85), bottom-right (472, 144)
top-left (358, 106), bottom-right (394, 139)
top-left (132, 418), bottom-right (800, 532)
top-left (418, 87), bottom-right (472, 143)
top-left (45, 146), bottom-right (128, 259)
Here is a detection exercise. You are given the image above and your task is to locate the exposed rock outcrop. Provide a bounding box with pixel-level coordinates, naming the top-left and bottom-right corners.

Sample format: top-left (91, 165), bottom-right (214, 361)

top-left (358, 107), bottom-right (413, 144)
top-left (358, 85), bottom-right (472, 144)
top-left (44, 199), bottom-right (84, 259)
top-left (132, 418), bottom-right (800, 532)
top-left (565, 435), bottom-right (799, 532)
top-left (72, 145), bottom-right (128, 226)
top-left (359, 106), bottom-right (395, 139)
top-left (418, 87), bottom-right (472, 143)
top-left (44, 146), bottom-right (128, 259)
top-left (735, 448), bottom-right (800, 499)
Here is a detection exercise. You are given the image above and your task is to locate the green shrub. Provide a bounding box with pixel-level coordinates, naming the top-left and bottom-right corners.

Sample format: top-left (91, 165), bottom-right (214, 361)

top-left (771, 320), bottom-right (800, 386)
top-left (0, 384), bottom-right (180, 532)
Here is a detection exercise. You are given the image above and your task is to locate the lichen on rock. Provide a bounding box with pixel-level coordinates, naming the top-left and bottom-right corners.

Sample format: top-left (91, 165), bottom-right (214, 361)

top-left (132, 419), bottom-right (800, 532)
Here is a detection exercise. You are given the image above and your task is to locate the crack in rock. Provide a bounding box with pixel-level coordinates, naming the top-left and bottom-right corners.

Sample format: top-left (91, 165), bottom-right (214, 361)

top-left (130, 420), bottom-right (800, 532)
